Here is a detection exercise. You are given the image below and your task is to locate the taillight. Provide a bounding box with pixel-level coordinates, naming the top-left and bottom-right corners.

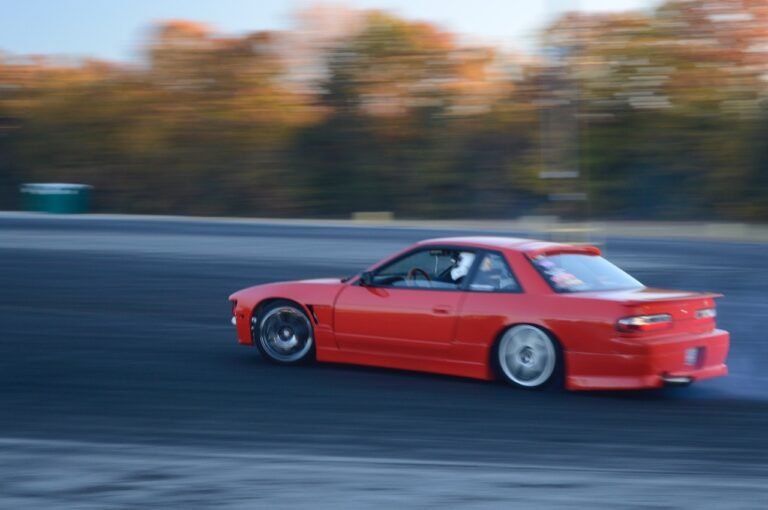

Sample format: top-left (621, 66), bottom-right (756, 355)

top-left (696, 308), bottom-right (716, 319)
top-left (617, 313), bottom-right (672, 333)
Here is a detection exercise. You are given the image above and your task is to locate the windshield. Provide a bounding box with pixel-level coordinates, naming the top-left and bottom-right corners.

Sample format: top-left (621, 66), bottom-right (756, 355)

top-left (531, 253), bottom-right (643, 293)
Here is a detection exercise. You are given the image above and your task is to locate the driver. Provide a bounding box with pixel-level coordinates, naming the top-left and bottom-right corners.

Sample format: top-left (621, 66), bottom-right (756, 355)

top-left (449, 251), bottom-right (475, 283)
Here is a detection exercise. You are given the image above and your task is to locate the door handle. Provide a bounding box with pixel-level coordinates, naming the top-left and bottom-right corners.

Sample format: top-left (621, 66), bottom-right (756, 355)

top-left (432, 306), bottom-right (452, 315)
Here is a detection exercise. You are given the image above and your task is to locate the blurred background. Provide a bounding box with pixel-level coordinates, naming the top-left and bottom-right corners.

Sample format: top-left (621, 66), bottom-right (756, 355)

top-left (2, 2), bottom-right (768, 508)
top-left (2, 0), bottom-right (766, 220)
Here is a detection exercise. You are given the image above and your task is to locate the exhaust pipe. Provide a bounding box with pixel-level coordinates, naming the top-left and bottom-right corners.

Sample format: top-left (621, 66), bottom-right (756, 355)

top-left (662, 374), bottom-right (693, 386)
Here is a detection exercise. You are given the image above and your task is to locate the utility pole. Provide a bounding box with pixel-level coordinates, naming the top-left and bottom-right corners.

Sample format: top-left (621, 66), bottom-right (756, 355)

top-left (538, 0), bottom-right (592, 245)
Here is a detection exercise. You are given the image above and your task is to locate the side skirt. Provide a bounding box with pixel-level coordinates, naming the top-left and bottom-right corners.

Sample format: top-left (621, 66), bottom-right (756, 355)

top-left (316, 347), bottom-right (495, 381)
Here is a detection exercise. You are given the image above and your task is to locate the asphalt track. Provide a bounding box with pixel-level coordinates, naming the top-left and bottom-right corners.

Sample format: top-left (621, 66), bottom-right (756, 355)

top-left (1, 215), bottom-right (767, 508)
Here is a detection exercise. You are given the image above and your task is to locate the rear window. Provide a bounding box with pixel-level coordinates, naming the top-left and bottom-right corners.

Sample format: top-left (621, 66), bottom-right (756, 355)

top-left (530, 253), bottom-right (643, 293)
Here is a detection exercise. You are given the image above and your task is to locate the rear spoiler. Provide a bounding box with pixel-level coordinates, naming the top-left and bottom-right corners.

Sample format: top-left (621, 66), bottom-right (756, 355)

top-left (524, 243), bottom-right (601, 259)
top-left (623, 292), bottom-right (723, 306)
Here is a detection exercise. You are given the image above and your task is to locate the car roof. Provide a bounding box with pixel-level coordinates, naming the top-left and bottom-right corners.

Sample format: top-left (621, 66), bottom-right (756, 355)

top-left (416, 236), bottom-right (601, 257)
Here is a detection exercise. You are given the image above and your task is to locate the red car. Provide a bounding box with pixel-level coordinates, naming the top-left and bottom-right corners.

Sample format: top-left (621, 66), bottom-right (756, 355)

top-left (229, 237), bottom-right (729, 390)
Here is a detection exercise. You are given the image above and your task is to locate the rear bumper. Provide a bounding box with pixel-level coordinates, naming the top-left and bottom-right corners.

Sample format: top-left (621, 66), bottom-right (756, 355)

top-left (566, 328), bottom-right (730, 390)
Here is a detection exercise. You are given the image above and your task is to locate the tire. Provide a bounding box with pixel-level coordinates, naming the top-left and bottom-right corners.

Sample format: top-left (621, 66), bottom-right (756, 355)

top-left (494, 325), bottom-right (562, 390)
top-left (253, 300), bottom-right (315, 364)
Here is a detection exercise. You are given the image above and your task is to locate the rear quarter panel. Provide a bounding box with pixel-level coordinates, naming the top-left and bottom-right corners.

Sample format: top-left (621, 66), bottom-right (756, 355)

top-left (456, 293), bottom-right (623, 356)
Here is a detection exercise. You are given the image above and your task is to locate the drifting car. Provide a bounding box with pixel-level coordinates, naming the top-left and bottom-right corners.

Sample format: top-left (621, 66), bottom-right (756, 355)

top-left (229, 237), bottom-right (729, 390)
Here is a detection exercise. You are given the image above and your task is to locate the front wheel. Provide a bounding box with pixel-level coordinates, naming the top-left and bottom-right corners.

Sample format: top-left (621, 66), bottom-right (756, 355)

top-left (254, 301), bottom-right (315, 364)
top-left (495, 325), bottom-right (561, 389)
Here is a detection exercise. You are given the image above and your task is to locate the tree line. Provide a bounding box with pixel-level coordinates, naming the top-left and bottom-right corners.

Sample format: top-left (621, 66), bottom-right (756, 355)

top-left (1, 1), bottom-right (767, 220)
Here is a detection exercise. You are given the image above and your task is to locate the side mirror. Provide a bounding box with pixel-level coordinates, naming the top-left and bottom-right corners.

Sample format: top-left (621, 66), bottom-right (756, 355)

top-left (359, 271), bottom-right (374, 286)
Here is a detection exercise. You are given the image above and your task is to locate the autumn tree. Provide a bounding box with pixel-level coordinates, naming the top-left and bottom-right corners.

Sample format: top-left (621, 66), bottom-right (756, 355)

top-left (542, 0), bottom-right (768, 219)
top-left (295, 10), bottom-right (533, 217)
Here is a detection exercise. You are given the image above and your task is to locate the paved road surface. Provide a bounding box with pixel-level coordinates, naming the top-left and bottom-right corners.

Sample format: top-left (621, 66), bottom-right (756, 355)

top-left (1, 216), bottom-right (766, 508)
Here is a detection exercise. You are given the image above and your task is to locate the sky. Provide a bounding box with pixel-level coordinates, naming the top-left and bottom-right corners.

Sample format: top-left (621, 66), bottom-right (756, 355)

top-left (0, 0), bottom-right (663, 62)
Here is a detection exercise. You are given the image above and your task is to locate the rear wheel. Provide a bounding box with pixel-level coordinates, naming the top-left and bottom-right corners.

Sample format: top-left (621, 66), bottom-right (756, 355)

top-left (254, 301), bottom-right (315, 364)
top-left (495, 325), bottom-right (561, 389)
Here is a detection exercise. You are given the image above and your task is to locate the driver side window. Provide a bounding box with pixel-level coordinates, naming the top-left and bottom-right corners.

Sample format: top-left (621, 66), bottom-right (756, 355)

top-left (372, 248), bottom-right (473, 290)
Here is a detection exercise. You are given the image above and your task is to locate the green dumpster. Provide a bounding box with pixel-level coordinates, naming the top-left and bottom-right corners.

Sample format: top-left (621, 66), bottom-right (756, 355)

top-left (20, 183), bottom-right (93, 214)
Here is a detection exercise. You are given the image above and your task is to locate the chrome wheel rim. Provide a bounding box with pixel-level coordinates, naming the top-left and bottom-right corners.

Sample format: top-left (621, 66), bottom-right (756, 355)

top-left (498, 325), bottom-right (556, 387)
top-left (259, 306), bottom-right (313, 362)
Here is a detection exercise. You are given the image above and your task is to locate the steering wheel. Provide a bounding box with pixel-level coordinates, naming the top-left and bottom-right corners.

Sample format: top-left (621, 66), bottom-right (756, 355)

top-left (406, 267), bottom-right (432, 285)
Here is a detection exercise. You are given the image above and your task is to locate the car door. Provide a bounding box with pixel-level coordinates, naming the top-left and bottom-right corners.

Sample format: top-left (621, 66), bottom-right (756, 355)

top-left (333, 247), bottom-right (474, 358)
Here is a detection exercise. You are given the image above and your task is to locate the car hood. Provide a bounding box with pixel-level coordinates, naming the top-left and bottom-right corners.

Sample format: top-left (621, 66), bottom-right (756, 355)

top-left (296, 278), bottom-right (344, 284)
top-left (228, 277), bottom-right (346, 307)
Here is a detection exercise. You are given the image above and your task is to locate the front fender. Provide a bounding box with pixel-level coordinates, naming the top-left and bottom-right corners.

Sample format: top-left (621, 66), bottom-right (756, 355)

top-left (229, 279), bottom-right (346, 348)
